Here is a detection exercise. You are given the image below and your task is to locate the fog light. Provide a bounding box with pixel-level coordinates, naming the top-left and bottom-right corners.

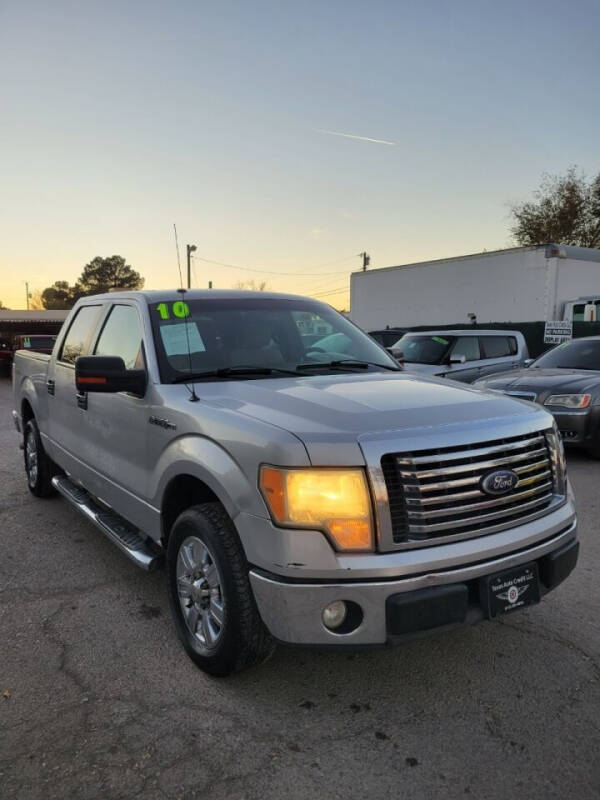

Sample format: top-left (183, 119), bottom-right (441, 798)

top-left (322, 600), bottom-right (347, 630)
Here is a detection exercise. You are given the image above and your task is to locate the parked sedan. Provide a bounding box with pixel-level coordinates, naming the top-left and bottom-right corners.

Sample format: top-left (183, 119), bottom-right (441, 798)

top-left (390, 329), bottom-right (528, 383)
top-left (474, 336), bottom-right (600, 457)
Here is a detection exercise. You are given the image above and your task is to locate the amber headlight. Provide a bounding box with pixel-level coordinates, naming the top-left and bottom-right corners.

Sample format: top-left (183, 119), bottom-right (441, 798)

top-left (259, 466), bottom-right (374, 552)
top-left (544, 393), bottom-right (591, 409)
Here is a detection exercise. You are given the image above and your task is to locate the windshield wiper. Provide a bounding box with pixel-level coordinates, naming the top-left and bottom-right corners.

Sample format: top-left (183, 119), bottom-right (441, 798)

top-left (172, 366), bottom-right (304, 382)
top-left (296, 359), bottom-right (401, 372)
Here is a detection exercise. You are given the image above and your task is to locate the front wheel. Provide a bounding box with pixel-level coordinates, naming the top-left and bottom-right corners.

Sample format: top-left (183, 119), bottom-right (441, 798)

top-left (167, 503), bottom-right (274, 676)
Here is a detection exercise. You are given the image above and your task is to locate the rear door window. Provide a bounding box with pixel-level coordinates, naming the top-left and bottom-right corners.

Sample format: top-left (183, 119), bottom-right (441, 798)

top-left (481, 336), bottom-right (515, 359)
top-left (59, 306), bottom-right (102, 365)
top-left (451, 336), bottom-right (480, 361)
top-left (94, 305), bottom-right (145, 369)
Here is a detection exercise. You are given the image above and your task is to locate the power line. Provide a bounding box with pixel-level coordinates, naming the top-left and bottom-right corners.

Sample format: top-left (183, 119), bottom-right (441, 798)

top-left (307, 272), bottom-right (352, 292)
top-left (192, 253), bottom-right (360, 277)
top-left (308, 285), bottom-right (349, 298)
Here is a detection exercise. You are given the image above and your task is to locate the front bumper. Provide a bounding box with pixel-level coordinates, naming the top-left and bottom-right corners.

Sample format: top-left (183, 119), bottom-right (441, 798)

top-left (250, 519), bottom-right (577, 646)
top-left (550, 406), bottom-right (600, 447)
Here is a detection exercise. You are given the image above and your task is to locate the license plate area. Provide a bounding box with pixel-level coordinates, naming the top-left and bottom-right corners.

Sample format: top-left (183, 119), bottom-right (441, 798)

top-left (480, 562), bottom-right (540, 619)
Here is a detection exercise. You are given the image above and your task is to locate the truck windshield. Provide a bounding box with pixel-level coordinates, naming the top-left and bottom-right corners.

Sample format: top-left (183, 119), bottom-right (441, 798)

top-left (149, 297), bottom-right (398, 382)
top-left (394, 334), bottom-right (455, 365)
top-left (532, 339), bottom-right (600, 370)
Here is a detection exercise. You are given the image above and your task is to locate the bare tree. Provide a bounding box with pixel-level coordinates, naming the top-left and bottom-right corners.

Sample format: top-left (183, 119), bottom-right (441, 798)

top-left (233, 280), bottom-right (269, 291)
top-left (29, 290), bottom-right (45, 310)
top-left (510, 167), bottom-right (600, 248)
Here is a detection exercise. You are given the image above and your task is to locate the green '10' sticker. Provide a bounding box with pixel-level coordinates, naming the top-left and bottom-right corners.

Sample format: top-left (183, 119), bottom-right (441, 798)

top-left (156, 301), bottom-right (190, 320)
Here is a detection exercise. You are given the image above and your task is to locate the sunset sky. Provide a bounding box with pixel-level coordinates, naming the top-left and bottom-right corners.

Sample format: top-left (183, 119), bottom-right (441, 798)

top-left (1, 0), bottom-right (598, 310)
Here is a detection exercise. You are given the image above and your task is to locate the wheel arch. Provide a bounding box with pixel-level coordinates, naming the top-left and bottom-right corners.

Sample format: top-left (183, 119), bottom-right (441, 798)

top-left (160, 474), bottom-right (228, 547)
top-left (21, 397), bottom-right (35, 427)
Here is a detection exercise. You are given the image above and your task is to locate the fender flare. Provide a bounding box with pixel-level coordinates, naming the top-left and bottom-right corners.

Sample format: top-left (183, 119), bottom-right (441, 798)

top-left (151, 434), bottom-right (268, 521)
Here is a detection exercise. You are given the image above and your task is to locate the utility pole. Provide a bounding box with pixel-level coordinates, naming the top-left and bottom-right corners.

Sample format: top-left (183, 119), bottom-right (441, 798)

top-left (186, 244), bottom-right (197, 289)
top-left (360, 251), bottom-right (370, 271)
top-left (25, 281), bottom-right (30, 310)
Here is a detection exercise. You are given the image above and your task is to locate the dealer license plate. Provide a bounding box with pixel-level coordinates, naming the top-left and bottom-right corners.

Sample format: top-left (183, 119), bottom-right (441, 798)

top-left (481, 562), bottom-right (540, 619)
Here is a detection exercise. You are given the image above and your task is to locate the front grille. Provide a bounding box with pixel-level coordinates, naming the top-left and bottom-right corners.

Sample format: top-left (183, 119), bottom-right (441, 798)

top-left (382, 430), bottom-right (556, 546)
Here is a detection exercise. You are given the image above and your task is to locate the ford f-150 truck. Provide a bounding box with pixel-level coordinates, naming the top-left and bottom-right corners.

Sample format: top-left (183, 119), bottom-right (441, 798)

top-left (12, 290), bottom-right (579, 676)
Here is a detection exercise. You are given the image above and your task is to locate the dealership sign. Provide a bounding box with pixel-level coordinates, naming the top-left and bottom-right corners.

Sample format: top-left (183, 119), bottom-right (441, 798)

top-left (544, 320), bottom-right (573, 344)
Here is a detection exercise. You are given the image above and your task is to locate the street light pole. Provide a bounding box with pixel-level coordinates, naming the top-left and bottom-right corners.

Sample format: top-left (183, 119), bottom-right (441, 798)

top-left (186, 245), bottom-right (197, 289)
top-left (25, 281), bottom-right (30, 310)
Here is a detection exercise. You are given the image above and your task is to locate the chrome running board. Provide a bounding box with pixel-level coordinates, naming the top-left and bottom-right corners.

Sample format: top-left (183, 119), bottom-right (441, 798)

top-left (52, 475), bottom-right (162, 571)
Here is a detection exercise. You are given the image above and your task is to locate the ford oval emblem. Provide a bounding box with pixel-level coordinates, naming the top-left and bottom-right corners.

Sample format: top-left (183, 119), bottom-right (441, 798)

top-left (480, 469), bottom-right (519, 496)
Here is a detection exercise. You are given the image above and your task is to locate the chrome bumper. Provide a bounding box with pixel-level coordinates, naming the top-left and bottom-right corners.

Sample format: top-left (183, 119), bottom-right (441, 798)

top-left (250, 519), bottom-right (577, 646)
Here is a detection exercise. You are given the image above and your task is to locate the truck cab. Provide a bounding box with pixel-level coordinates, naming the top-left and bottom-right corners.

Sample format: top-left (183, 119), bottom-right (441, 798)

top-left (561, 297), bottom-right (600, 322)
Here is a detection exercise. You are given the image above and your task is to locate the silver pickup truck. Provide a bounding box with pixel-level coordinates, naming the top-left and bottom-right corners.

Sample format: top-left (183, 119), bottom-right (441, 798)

top-left (12, 290), bottom-right (579, 675)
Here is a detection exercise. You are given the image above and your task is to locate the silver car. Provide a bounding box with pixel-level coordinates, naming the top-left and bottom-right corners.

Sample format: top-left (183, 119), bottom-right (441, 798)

top-left (391, 329), bottom-right (529, 382)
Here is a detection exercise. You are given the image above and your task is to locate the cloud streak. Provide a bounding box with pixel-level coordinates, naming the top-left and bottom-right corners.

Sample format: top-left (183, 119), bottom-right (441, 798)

top-left (315, 128), bottom-right (396, 146)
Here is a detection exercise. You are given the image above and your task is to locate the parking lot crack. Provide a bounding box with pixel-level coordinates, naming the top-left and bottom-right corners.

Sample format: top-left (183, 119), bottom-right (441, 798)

top-left (499, 618), bottom-right (600, 679)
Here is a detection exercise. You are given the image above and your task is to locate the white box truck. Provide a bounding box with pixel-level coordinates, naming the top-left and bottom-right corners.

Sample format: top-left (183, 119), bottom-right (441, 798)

top-left (350, 244), bottom-right (600, 332)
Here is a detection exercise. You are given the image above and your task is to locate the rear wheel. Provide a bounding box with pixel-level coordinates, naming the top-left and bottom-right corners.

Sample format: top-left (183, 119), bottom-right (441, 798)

top-left (24, 418), bottom-right (58, 497)
top-left (167, 503), bottom-right (274, 676)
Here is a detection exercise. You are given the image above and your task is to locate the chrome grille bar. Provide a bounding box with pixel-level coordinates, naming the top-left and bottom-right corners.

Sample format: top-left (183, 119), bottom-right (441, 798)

top-left (406, 458), bottom-right (550, 494)
top-left (397, 447), bottom-right (548, 481)
top-left (405, 470), bottom-right (552, 507)
top-left (406, 482), bottom-right (552, 520)
top-left (395, 435), bottom-right (545, 466)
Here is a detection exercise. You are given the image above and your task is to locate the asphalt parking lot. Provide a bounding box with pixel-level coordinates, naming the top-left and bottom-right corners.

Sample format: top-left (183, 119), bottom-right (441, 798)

top-left (1, 376), bottom-right (599, 800)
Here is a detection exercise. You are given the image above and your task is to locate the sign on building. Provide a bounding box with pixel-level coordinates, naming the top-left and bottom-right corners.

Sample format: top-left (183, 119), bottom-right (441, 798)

top-left (544, 320), bottom-right (573, 344)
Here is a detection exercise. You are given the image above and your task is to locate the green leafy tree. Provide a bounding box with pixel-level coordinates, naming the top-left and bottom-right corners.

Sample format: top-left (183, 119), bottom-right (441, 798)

top-left (510, 167), bottom-right (600, 248)
top-left (41, 255), bottom-right (144, 309)
top-left (77, 255), bottom-right (144, 295)
top-left (41, 281), bottom-right (78, 310)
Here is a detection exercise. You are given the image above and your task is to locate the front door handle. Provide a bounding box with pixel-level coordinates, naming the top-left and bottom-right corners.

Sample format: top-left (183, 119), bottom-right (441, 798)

top-left (76, 391), bottom-right (88, 410)
top-left (46, 379), bottom-right (55, 396)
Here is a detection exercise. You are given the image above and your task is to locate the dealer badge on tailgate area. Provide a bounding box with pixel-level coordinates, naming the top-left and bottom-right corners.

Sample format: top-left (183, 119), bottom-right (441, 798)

top-left (481, 563), bottom-right (541, 618)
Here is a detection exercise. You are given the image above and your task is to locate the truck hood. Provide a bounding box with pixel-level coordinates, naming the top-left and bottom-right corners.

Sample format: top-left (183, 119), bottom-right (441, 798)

top-left (200, 371), bottom-right (551, 464)
top-left (476, 367), bottom-right (600, 395)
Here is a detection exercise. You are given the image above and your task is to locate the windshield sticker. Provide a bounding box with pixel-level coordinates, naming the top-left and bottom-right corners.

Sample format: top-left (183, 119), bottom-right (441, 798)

top-left (156, 301), bottom-right (190, 320)
top-left (432, 336), bottom-right (449, 345)
top-left (160, 323), bottom-right (205, 356)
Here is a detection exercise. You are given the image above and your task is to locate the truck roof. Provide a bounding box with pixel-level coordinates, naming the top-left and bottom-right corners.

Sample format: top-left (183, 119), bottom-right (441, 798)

top-left (76, 289), bottom-right (325, 304)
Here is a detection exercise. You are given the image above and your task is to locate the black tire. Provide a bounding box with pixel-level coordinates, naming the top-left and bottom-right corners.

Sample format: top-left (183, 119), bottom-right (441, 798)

top-left (587, 433), bottom-right (600, 460)
top-left (167, 503), bottom-right (274, 676)
top-left (24, 418), bottom-right (59, 498)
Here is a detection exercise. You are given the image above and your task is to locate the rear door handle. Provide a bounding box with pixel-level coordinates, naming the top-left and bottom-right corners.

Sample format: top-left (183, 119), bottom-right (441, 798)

top-left (46, 379), bottom-right (55, 396)
top-left (76, 391), bottom-right (88, 410)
